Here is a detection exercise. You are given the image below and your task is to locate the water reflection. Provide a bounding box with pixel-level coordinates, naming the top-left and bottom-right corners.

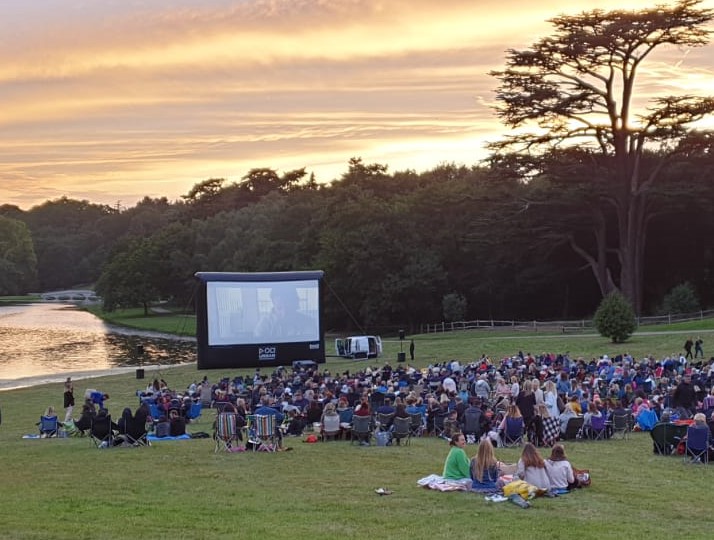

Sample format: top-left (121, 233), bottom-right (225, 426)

top-left (0, 303), bottom-right (196, 387)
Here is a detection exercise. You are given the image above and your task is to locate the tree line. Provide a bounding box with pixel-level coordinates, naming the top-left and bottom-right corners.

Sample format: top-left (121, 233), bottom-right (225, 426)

top-left (1, 153), bottom-right (712, 332)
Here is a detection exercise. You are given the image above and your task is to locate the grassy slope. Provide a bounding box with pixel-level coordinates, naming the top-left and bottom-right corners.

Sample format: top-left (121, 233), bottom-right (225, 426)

top-left (1, 304), bottom-right (713, 538)
top-left (1, 363), bottom-right (714, 539)
top-left (83, 305), bottom-right (714, 362)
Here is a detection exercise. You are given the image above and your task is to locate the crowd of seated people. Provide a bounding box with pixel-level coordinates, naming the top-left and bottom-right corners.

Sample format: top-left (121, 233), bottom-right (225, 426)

top-left (110, 349), bottom-right (714, 453)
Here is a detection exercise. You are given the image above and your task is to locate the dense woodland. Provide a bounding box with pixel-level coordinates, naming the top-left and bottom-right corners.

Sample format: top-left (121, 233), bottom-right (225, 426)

top-left (0, 154), bottom-right (713, 332)
top-left (2, 1), bottom-right (713, 332)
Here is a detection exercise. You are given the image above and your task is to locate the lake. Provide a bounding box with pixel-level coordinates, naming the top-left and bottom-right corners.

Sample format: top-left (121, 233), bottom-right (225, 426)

top-left (0, 303), bottom-right (196, 390)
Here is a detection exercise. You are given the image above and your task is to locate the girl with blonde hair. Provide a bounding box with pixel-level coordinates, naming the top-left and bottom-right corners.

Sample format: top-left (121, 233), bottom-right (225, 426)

top-left (470, 438), bottom-right (505, 493)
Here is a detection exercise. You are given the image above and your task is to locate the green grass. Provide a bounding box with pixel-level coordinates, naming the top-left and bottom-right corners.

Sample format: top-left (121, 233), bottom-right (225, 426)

top-left (83, 306), bottom-right (714, 364)
top-left (1, 362), bottom-right (713, 539)
top-left (3, 308), bottom-right (713, 538)
top-left (0, 295), bottom-right (41, 304)
top-left (83, 306), bottom-right (196, 336)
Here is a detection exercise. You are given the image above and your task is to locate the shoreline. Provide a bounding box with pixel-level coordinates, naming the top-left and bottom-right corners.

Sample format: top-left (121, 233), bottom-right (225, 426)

top-left (0, 362), bottom-right (192, 392)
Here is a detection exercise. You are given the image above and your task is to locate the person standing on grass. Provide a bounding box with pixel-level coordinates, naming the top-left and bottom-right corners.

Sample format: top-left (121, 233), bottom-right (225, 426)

top-left (695, 337), bottom-right (704, 359)
top-left (63, 377), bottom-right (74, 422)
top-left (684, 337), bottom-right (694, 360)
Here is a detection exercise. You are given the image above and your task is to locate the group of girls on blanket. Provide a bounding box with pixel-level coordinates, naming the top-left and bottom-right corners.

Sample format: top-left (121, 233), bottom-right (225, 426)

top-left (443, 432), bottom-right (581, 494)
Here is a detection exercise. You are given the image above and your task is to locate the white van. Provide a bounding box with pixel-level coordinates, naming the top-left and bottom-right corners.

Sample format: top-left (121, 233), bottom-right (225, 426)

top-left (335, 335), bottom-right (382, 359)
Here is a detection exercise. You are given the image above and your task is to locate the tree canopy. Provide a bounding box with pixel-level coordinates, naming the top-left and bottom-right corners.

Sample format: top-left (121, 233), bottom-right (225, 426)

top-left (490, 0), bottom-right (714, 313)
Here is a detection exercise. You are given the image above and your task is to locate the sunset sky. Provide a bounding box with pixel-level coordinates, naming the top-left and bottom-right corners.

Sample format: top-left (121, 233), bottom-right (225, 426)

top-left (2, 0), bottom-right (713, 210)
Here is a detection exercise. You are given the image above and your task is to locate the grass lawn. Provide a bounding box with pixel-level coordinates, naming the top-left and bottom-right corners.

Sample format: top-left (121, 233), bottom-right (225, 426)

top-left (83, 304), bottom-right (714, 362)
top-left (1, 359), bottom-right (714, 539)
top-left (84, 305), bottom-right (197, 336)
top-left (3, 307), bottom-right (714, 538)
top-left (0, 295), bottom-right (41, 305)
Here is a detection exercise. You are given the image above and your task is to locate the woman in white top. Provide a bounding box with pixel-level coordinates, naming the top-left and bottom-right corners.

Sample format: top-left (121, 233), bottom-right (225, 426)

top-left (544, 380), bottom-right (559, 419)
top-left (533, 381), bottom-right (545, 406)
top-left (515, 442), bottom-right (550, 490)
top-left (510, 376), bottom-right (520, 400)
top-left (545, 444), bottom-right (575, 491)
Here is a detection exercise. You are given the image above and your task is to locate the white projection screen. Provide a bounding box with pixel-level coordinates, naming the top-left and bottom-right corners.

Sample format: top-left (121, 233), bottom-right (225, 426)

top-left (194, 271), bottom-right (325, 369)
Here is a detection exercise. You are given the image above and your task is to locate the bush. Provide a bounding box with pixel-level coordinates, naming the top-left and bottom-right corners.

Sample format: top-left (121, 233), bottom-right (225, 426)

top-left (594, 291), bottom-right (636, 343)
top-left (442, 293), bottom-right (467, 322)
top-left (658, 282), bottom-right (700, 315)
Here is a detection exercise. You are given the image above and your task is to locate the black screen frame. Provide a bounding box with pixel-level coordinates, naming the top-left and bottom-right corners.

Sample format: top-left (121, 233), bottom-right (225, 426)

top-left (194, 271), bottom-right (325, 369)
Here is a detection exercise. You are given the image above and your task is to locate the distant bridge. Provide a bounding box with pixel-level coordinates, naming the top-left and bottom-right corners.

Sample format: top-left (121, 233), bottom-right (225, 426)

top-left (40, 289), bottom-right (101, 304)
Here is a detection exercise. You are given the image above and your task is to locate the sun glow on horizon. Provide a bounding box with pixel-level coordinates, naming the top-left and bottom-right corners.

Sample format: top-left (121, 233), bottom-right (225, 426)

top-left (1, 0), bottom-right (713, 209)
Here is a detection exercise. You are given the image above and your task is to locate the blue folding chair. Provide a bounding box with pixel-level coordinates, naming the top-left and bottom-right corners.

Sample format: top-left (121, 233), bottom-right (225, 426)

top-left (636, 409), bottom-right (657, 432)
top-left (149, 403), bottom-right (162, 422)
top-left (187, 402), bottom-right (202, 421)
top-left (39, 415), bottom-right (59, 438)
top-left (589, 414), bottom-right (608, 440)
top-left (684, 426), bottom-right (709, 464)
top-left (502, 417), bottom-right (524, 447)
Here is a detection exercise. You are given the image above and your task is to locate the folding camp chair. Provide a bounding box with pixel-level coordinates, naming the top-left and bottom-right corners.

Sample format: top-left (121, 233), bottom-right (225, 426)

top-left (126, 416), bottom-right (150, 447)
top-left (351, 415), bottom-right (373, 445)
top-left (148, 403), bottom-right (162, 422)
top-left (214, 412), bottom-right (239, 453)
top-left (253, 414), bottom-right (277, 452)
top-left (562, 416), bottom-right (584, 441)
top-left (432, 410), bottom-right (450, 439)
top-left (90, 414), bottom-right (116, 448)
top-left (588, 414), bottom-right (608, 441)
top-left (38, 415), bottom-right (60, 438)
top-left (321, 413), bottom-right (341, 441)
top-left (650, 423), bottom-right (687, 455)
top-left (376, 413), bottom-right (395, 432)
top-left (611, 412), bottom-right (633, 440)
top-left (187, 402), bottom-right (202, 421)
top-left (409, 412), bottom-right (425, 438)
top-left (60, 419), bottom-right (82, 437)
top-left (684, 426), bottom-right (709, 464)
top-left (502, 417), bottom-right (524, 447)
top-left (391, 416), bottom-right (411, 446)
top-left (462, 408), bottom-right (484, 440)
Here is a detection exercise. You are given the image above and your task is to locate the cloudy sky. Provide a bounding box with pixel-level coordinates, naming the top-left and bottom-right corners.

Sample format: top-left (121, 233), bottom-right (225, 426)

top-left (2, 0), bottom-right (713, 209)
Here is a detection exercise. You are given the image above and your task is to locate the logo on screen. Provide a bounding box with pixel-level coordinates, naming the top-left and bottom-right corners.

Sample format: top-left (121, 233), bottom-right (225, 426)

top-left (309, 342), bottom-right (319, 350)
top-left (259, 346), bottom-right (276, 361)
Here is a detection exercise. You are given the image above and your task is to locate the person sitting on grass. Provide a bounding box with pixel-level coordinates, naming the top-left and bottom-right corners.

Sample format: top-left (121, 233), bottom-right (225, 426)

top-left (254, 395), bottom-right (285, 449)
top-left (74, 403), bottom-right (96, 434)
top-left (442, 432), bottom-right (472, 487)
top-left (470, 438), bottom-right (506, 493)
top-left (515, 442), bottom-right (550, 490)
top-left (169, 408), bottom-right (187, 437)
top-left (545, 444), bottom-right (576, 492)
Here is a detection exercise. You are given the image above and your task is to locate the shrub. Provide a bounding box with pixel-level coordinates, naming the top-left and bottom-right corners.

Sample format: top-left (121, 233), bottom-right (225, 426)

top-left (442, 293), bottom-right (467, 322)
top-left (594, 291), bottom-right (636, 343)
top-left (658, 282), bottom-right (700, 315)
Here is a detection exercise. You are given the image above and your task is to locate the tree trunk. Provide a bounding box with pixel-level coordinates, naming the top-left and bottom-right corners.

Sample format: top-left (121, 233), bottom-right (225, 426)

top-left (617, 184), bottom-right (648, 315)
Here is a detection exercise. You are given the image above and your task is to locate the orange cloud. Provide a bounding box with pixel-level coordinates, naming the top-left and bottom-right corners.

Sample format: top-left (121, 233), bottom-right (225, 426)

top-left (0, 0), bottom-right (712, 208)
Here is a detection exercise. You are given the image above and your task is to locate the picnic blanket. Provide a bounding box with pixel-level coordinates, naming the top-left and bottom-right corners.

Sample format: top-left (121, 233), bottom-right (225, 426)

top-left (147, 433), bottom-right (192, 441)
top-left (417, 474), bottom-right (471, 491)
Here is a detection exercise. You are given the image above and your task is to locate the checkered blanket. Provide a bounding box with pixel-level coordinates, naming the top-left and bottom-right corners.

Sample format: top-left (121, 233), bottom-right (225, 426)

top-left (542, 417), bottom-right (560, 446)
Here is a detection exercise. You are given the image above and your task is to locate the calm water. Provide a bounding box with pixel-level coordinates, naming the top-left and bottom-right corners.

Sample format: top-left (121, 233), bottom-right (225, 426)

top-left (0, 303), bottom-right (196, 389)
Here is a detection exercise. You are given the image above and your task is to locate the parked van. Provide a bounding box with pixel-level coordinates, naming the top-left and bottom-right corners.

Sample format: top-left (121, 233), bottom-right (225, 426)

top-left (335, 336), bottom-right (382, 359)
